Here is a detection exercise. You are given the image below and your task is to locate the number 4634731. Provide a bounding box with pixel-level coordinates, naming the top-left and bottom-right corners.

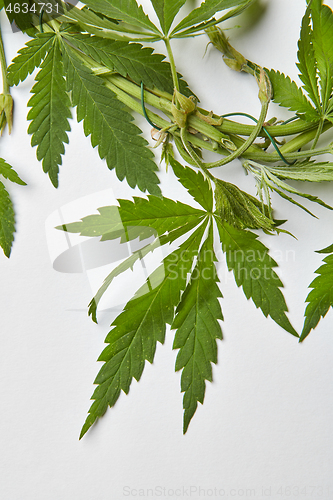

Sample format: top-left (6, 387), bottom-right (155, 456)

top-left (5, 3), bottom-right (59, 14)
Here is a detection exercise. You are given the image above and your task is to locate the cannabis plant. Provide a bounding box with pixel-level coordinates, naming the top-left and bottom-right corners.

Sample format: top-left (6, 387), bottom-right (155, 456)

top-left (1, 0), bottom-right (333, 438)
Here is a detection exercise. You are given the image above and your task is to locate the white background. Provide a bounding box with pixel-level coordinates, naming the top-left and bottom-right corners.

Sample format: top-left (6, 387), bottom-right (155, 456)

top-left (1, 1), bottom-right (333, 499)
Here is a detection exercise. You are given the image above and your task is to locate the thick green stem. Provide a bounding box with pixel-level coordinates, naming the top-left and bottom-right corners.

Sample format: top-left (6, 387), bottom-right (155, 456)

top-left (68, 42), bottom-right (333, 166)
top-left (279, 121), bottom-right (332, 154)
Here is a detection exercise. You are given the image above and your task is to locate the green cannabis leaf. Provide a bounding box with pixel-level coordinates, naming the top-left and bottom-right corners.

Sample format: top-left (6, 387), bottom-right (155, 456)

top-left (311, 0), bottom-right (333, 113)
top-left (300, 244), bottom-right (333, 342)
top-left (82, 0), bottom-right (161, 35)
top-left (150, 0), bottom-right (187, 35)
top-left (4, 0), bottom-right (333, 438)
top-left (61, 41), bottom-right (161, 195)
top-left (267, 70), bottom-right (319, 122)
top-left (171, 0), bottom-right (252, 36)
top-left (7, 33), bottom-right (55, 87)
top-left (296, 5), bottom-right (321, 112)
top-left (0, 159), bottom-right (26, 257)
top-left (172, 223), bottom-right (223, 433)
top-left (61, 33), bottom-right (191, 95)
top-left (215, 220), bottom-right (297, 337)
top-left (79, 220), bottom-right (208, 439)
top-left (27, 37), bottom-right (71, 188)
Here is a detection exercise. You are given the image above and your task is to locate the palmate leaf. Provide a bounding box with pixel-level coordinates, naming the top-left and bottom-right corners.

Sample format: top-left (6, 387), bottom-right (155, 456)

top-left (215, 219), bottom-right (298, 337)
top-left (150, 0), bottom-right (186, 34)
top-left (267, 70), bottom-right (319, 122)
top-left (62, 33), bottom-right (190, 95)
top-left (300, 245), bottom-right (333, 342)
top-left (311, 0), bottom-right (333, 111)
top-left (0, 181), bottom-right (15, 258)
top-left (169, 157), bottom-right (213, 212)
top-left (61, 41), bottom-right (161, 195)
top-left (27, 38), bottom-right (72, 188)
top-left (82, 0), bottom-right (160, 35)
top-left (80, 220), bottom-right (208, 439)
top-left (296, 6), bottom-right (321, 112)
top-left (171, 0), bottom-right (251, 35)
top-left (172, 224), bottom-right (223, 433)
top-left (7, 33), bottom-right (55, 87)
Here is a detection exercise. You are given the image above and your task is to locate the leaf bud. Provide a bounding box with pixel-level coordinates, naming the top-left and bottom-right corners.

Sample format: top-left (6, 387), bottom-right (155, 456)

top-left (0, 93), bottom-right (13, 134)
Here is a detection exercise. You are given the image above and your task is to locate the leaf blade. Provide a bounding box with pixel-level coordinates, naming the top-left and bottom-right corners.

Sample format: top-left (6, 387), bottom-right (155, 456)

top-left (80, 221), bottom-right (208, 438)
top-left (0, 159), bottom-right (26, 186)
top-left (169, 157), bottom-right (213, 212)
top-left (150, 0), bottom-right (186, 34)
top-left (171, 0), bottom-right (252, 35)
top-left (7, 33), bottom-right (55, 87)
top-left (267, 69), bottom-right (319, 121)
top-left (59, 195), bottom-right (205, 240)
top-left (215, 220), bottom-right (298, 337)
top-left (172, 223), bottom-right (223, 433)
top-left (61, 42), bottom-right (161, 195)
top-left (27, 38), bottom-right (72, 188)
top-left (62, 33), bottom-right (189, 95)
top-left (311, 1), bottom-right (333, 111)
top-left (296, 6), bottom-right (321, 111)
top-left (0, 180), bottom-right (15, 258)
top-left (82, 0), bottom-right (160, 34)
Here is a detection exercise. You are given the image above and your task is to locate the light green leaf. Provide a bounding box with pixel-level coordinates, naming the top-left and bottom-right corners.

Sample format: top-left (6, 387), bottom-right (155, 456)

top-left (172, 224), bottom-right (223, 433)
top-left (311, 1), bottom-right (333, 111)
top-left (169, 157), bottom-right (213, 212)
top-left (214, 178), bottom-right (275, 231)
top-left (265, 162), bottom-right (333, 182)
top-left (57, 4), bottom-right (145, 41)
top-left (300, 249), bottom-right (333, 341)
top-left (62, 33), bottom-right (188, 95)
top-left (215, 220), bottom-right (298, 337)
top-left (0, 159), bottom-right (26, 185)
top-left (87, 223), bottom-right (198, 323)
top-left (262, 169), bottom-right (332, 213)
top-left (82, 0), bottom-right (160, 34)
top-left (171, 0), bottom-right (251, 36)
top-left (27, 38), bottom-right (72, 188)
top-left (80, 221), bottom-right (208, 439)
top-left (0, 180), bottom-right (15, 258)
top-left (296, 6), bottom-right (321, 111)
top-left (267, 70), bottom-right (319, 121)
top-left (150, 0), bottom-right (186, 34)
top-left (7, 33), bottom-right (55, 87)
top-left (61, 42), bottom-right (161, 196)
top-left (59, 196), bottom-right (206, 241)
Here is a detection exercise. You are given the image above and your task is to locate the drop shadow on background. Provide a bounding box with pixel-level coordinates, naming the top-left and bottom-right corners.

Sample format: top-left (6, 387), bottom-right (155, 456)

top-left (224, 0), bottom-right (269, 39)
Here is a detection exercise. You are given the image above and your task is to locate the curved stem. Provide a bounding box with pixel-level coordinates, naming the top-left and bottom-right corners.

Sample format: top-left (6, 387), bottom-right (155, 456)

top-left (207, 102), bottom-right (269, 168)
top-left (310, 119), bottom-right (324, 150)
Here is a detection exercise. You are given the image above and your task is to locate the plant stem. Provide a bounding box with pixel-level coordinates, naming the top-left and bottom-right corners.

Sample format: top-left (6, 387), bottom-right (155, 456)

top-left (279, 121), bottom-right (332, 154)
top-left (207, 102), bottom-right (269, 168)
top-left (164, 37), bottom-right (180, 92)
